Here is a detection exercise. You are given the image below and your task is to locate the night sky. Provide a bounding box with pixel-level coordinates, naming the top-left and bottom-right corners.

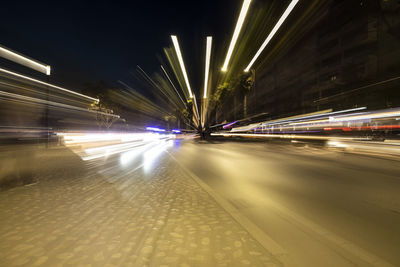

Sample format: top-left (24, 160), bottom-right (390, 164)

top-left (1, 0), bottom-right (239, 94)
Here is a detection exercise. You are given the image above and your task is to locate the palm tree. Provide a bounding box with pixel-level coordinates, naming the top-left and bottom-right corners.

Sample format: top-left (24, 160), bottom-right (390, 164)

top-left (239, 69), bottom-right (255, 118)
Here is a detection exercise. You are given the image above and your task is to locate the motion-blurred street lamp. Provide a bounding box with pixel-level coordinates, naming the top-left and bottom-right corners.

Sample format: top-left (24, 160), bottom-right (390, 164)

top-left (202, 36), bottom-right (212, 129)
top-left (221, 0), bottom-right (252, 72)
top-left (244, 0), bottom-right (299, 72)
top-left (171, 35), bottom-right (194, 99)
top-left (0, 44), bottom-right (53, 146)
top-left (203, 36), bottom-right (212, 99)
top-left (171, 35), bottom-right (200, 129)
top-left (0, 45), bottom-right (51, 75)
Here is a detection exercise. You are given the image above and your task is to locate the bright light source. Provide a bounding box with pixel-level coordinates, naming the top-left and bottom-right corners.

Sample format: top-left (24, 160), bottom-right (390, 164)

top-left (171, 35), bottom-right (193, 98)
top-left (46, 65), bottom-right (51, 75)
top-left (223, 120), bottom-right (238, 129)
top-left (327, 140), bottom-right (348, 148)
top-left (146, 127), bottom-right (166, 132)
top-left (244, 0), bottom-right (299, 72)
top-left (0, 45), bottom-right (51, 75)
top-left (0, 67), bottom-right (99, 102)
top-left (143, 140), bottom-right (173, 172)
top-left (203, 36), bottom-right (212, 99)
top-left (221, 0), bottom-right (252, 72)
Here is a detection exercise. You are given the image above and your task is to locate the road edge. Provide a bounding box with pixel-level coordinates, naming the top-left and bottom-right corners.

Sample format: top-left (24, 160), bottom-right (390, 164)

top-left (167, 151), bottom-right (288, 262)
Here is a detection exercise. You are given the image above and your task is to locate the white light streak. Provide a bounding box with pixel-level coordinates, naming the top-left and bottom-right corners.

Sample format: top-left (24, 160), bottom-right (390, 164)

top-left (0, 67), bottom-right (99, 102)
top-left (330, 110), bottom-right (400, 122)
top-left (211, 132), bottom-right (368, 141)
top-left (204, 36), bottom-right (212, 99)
top-left (171, 35), bottom-right (193, 98)
top-left (120, 143), bottom-right (153, 166)
top-left (160, 65), bottom-right (186, 105)
top-left (143, 140), bottom-right (173, 172)
top-left (262, 107), bottom-right (367, 127)
top-left (221, 0), bottom-right (252, 72)
top-left (0, 45), bottom-right (51, 75)
top-left (0, 89), bottom-right (117, 117)
top-left (57, 132), bottom-right (175, 162)
top-left (244, 0), bottom-right (299, 72)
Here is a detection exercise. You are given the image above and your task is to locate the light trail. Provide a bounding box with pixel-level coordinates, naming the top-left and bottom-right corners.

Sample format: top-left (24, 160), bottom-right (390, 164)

top-left (171, 35), bottom-right (193, 98)
top-left (0, 90), bottom-right (118, 117)
top-left (244, 0), bottom-right (299, 72)
top-left (146, 127), bottom-right (166, 132)
top-left (222, 0), bottom-right (252, 72)
top-left (211, 132), bottom-right (369, 141)
top-left (0, 45), bottom-right (51, 75)
top-left (203, 36), bottom-right (212, 99)
top-left (58, 132), bottom-right (167, 145)
top-left (226, 107), bottom-right (400, 136)
top-left (143, 139), bottom-right (173, 172)
top-left (0, 67), bottom-right (98, 102)
top-left (136, 65), bottom-right (181, 111)
top-left (58, 132), bottom-right (175, 161)
top-left (160, 65), bottom-right (186, 105)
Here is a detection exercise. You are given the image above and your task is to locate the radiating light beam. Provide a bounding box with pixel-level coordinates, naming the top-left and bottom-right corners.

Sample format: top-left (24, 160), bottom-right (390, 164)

top-left (0, 67), bottom-right (99, 102)
top-left (203, 36), bottom-right (212, 99)
top-left (244, 0), bottom-right (299, 72)
top-left (160, 65), bottom-right (186, 105)
top-left (192, 94), bottom-right (201, 128)
top-left (221, 0), bottom-right (252, 72)
top-left (171, 35), bottom-right (193, 98)
top-left (0, 89), bottom-right (117, 117)
top-left (0, 45), bottom-right (51, 75)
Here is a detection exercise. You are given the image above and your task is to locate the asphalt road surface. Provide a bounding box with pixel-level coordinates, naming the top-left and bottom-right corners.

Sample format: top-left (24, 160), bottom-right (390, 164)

top-left (173, 139), bottom-right (400, 267)
top-left (1, 138), bottom-right (399, 266)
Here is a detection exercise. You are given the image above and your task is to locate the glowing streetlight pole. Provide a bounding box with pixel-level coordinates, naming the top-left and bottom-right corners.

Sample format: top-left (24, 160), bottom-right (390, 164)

top-left (0, 45), bottom-right (51, 75)
top-left (203, 36), bottom-right (212, 99)
top-left (221, 0), bottom-right (252, 72)
top-left (171, 35), bottom-right (193, 98)
top-left (244, 0), bottom-right (299, 72)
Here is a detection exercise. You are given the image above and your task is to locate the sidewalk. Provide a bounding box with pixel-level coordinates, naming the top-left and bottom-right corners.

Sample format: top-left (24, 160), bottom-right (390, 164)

top-left (0, 146), bottom-right (282, 266)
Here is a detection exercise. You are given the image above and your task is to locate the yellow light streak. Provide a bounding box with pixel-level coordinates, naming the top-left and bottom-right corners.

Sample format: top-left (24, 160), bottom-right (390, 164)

top-left (203, 36), bottom-right (212, 99)
top-left (160, 65), bottom-right (186, 105)
top-left (0, 45), bottom-right (51, 75)
top-left (244, 0), bottom-right (299, 72)
top-left (171, 35), bottom-right (193, 98)
top-left (221, 0), bottom-right (252, 72)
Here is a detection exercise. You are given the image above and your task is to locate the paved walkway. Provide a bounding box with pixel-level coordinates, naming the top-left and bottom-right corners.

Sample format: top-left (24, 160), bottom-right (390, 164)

top-left (0, 146), bottom-right (281, 266)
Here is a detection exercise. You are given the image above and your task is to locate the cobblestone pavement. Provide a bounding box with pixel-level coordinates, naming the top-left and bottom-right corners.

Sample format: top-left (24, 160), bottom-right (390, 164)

top-left (0, 144), bottom-right (282, 266)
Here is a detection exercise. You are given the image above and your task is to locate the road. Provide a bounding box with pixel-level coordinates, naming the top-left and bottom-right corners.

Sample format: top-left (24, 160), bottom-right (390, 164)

top-left (173, 139), bottom-right (400, 267)
top-left (1, 138), bottom-right (399, 266)
top-left (0, 141), bottom-right (280, 266)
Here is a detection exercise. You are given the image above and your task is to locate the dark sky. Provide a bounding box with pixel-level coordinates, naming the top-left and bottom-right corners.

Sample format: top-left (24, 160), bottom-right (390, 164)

top-left (0, 0), bottom-right (239, 93)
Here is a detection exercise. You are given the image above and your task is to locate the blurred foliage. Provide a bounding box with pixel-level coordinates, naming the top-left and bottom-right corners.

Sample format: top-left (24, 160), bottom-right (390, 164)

top-left (212, 70), bottom-right (254, 108)
top-left (83, 81), bottom-right (120, 114)
top-left (213, 82), bottom-right (233, 106)
top-left (239, 69), bottom-right (255, 94)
